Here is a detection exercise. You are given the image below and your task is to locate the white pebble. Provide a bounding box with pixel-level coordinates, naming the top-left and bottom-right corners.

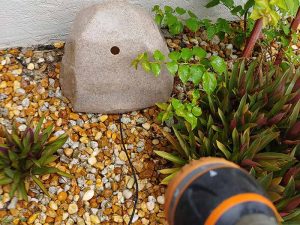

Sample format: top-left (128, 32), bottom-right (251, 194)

top-left (146, 201), bottom-right (155, 211)
top-left (18, 124), bottom-right (27, 132)
top-left (142, 123), bottom-right (151, 130)
top-left (122, 189), bottom-right (133, 199)
top-left (157, 195), bottom-right (165, 204)
top-left (22, 98), bottom-right (30, 107)
top-left (68, 203), bottom-right (78, 214)
top-left (88, 156), bottom-right (97, 165)
top-left (27, 63), bottom-right (35, 70)
top-left (49, 201), bottom-right (58, 210)
top-left (82, 190), bottom-right (94, 201)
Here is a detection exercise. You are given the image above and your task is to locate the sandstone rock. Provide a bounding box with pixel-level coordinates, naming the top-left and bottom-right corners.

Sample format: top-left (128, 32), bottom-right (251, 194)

top-left (61, 0), bottom-right (173, 114)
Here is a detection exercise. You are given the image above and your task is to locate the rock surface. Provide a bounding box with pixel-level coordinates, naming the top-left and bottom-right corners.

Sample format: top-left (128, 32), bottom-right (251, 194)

top-left (61, 0), bottom-right (173, 114)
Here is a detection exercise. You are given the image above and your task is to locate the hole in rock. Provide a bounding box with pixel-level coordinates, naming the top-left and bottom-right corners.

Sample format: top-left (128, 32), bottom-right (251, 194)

top-left (110, 46), bottom-right (120, 55)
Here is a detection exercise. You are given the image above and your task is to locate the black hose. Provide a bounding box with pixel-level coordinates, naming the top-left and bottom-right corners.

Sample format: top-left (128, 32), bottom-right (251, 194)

top-left (118, 114), bottom-right (139, 225)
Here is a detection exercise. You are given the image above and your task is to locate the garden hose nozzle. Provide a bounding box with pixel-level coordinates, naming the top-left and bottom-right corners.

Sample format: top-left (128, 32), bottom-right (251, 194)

top-left (165, 158), bottom-right (281, 225)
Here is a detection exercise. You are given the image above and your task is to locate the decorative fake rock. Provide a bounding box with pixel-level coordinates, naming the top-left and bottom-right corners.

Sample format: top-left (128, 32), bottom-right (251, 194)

top-left (61, 0), bottom-right (173, 114)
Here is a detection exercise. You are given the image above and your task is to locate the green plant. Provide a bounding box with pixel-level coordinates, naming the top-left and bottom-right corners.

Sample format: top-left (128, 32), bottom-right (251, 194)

top-left (132, 47), bottom-right (226, 99)
top-left (207, 0), bottom-right (300, 58)
top-left (152, 5), bottom-right (232, 40)
top-left (0, 116), bottom-right (72, 201)
top-left (155, 60), bottom-right (300, 223)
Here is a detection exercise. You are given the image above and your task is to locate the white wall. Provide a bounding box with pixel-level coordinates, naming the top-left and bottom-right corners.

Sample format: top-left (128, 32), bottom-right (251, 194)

top-left (0, 0), bottom-right (245, 49)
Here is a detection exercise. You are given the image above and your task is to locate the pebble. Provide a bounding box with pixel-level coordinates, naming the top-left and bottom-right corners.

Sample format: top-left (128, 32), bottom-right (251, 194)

top-left (152, 139), bottom-right (159, 145)
top-left (82, 189), bottom-right (94, 201)
top-left (27, 63), bottom-right (35, 70)
top-left (64, 148), bottom-right (73, 157)
top-left (142, 122), bottom-right (151, 130)
top-left (157, 195), bottom-right (165, 204)
top-left (18, 124), bottom-right (27, 132)
top-left (90, 215), bottom-right (100, 224)
top-left (88, 156), bottom-right (97, 165)
top-left (118, 151), bottom-right (128, 161)
top-left (99, 115), bottom-right (108, 122)
top-left (122, 189), bottom-right (133, 199)
top-left (22, 98), bottom-right (30, 107)
top-left (57, 192), bottom-right (68, 201)
top-left (49, 201), bottom-right (58, 210)
top-left (146, 201), bottom-right (155, 211)
top-left (68, 203), bottom-right (78, 214)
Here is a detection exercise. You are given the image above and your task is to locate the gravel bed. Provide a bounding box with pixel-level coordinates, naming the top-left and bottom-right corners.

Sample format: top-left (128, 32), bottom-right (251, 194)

top-left (0, 42), bottom-right (171, 225)
top-left (0, 28), bottom-right (258, 225)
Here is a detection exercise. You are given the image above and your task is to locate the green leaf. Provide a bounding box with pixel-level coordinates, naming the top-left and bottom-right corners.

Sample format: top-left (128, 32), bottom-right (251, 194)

top-left (166, 61), bottom-right (179, 75)
top-left (183, 112), bottom-right (198, 129)
top-left (154, 150), bottom-right (186, 165)
top-left (169, 22), bottom-right (184, 35)
top-left (186, 17), bottom-right (200, 32)
top-left (188, 10), bottom-right (198, 18)
top-left (216, 140), bottom-right (231, 159)
top-left (178, 65), bottom-right (190, 84)
top-left (159, 167), bottom-right (181, 174)
top-left (34, 116), bottom-right (45, 142)
top-left (159, 126), bottom-right (186, 157)
top-left (150, 63), bottom-right (161, 77)
top-left (192, 106), bottom-right (202, 117)
top-left (284, 177), bottom-right (295, 198)
top-left (155, 14), bottom-right (163, 25)
top-left (193, 47), bottom-right (207, 59)
top-left (222, 0), bottom-right (234, 8)
top-left (32, 175), bottom-right (50, 197)
top-left (57, 170), bottom-right (74, 179)
top-left (203, 72), bottom-right (217, 95)
top-left (173, 127), bottom-right (191, 156)
top-left (175, 7), bottom-right (186, 15)
top-left (39, 134), bottom-right (68, 164)
top-left (169, 51), bottom-right (181, 61)
top-left (142, 61), bottom-right (151, 72)
top-left (210, 56), bottom-right (226, 74)
top-left (258, 172), bottom-right (273, 189)
top-left (164, 6), bottom-right (174, 13)
top-left (207, 25), bottom-right (217, 40)
top-left (244, 0), bottom-right (255, 11)
top-left (289, 101), bottom-right (300, 128)
top-left (190, 65), bottom-right (204, 85)
top-left (153, 50), bottom-right (165, 61)
top-left (156, 103), bottom-right (169, 110)
top-left (171, 98), bottom-right (184, 111)
top-left (181, 48), bottom-right (193, 62)
top-left (9, 173), bottom-right (21, 198)
top-left (0, 177), bottom-right (13, 185)
top-left (206, 0), bottom-right (220, 8)
top-left (18, 181), bottom-right (28, 201)
top-left (161, 172), bottom-right (179, 185)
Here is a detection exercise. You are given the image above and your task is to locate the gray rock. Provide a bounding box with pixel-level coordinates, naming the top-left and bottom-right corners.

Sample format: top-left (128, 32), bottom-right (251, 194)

top-left (7, 197), bottom-right (18, 209)
top-left (0, 94), bottom-right (7, 100)
top-left (61, 1), bottom-right (173, 114)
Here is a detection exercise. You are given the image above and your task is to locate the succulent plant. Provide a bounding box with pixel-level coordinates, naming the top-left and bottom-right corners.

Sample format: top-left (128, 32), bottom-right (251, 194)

top-left (0, 116), bottom-right (72, 201)
top-left (155, 59), bottom-right (300, 223)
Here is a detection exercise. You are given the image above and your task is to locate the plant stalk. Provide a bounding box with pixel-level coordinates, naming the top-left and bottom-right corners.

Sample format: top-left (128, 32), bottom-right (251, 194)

top-left (242, 18), bottom-right (263, 58)
top-left (291, 8), bottom-right (300, 32)
top-left (275, 7), bottom-right (300, 65)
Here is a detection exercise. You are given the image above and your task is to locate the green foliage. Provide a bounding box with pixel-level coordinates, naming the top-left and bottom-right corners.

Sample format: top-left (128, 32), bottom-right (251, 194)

top-left (0, 116), bottom-right (72, 200)
top-left (250, 0), bottom-right (300, 27)
top-left (152, 5), bottom-right (232, 39)
top-left (132, 48), bottom-right (226, 94)
top-left (206, 0), bottom-right (255, 17)
top-left (155, 60), bottom-right (300, 222)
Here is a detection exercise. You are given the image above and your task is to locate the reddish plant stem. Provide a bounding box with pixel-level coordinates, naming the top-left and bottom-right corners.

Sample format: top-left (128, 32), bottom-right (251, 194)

top-left (275, 7), bottom-right (300, 65)
top-left (291, 8), bottom-right (300, 32)
top-left (242, 18), bottom-right (263, 58)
